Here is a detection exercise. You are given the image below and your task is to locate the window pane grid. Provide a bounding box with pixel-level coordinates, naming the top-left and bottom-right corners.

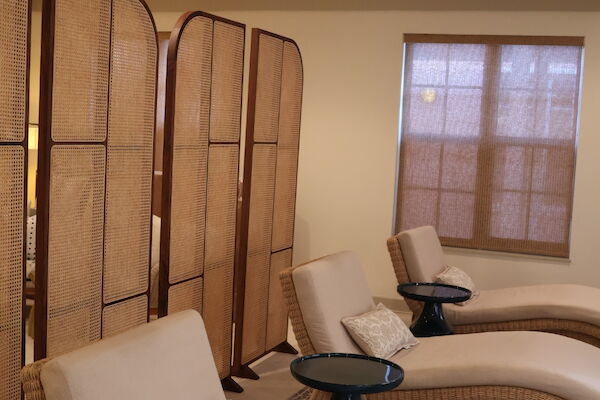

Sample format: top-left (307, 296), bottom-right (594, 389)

top-left (397, 38), bottom-right (581, 257)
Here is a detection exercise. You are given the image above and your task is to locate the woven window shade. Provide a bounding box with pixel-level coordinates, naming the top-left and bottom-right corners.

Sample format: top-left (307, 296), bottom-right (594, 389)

top-left (396, 35), bottom-right (583, 257)
top-left (0, 1), bottom-right (28, 397)
top-left (36, 0), bottom-right (157, 360)
top-left (159, 12), bottom-right (244, 381)
top-left (234, 29), bottom-right (303, 371)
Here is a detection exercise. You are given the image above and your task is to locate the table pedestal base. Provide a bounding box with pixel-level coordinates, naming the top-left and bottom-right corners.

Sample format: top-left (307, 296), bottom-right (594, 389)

top-left (410, 301), bottom-right (453, 337)
top-left (331, 393), bottom-right (361, 400)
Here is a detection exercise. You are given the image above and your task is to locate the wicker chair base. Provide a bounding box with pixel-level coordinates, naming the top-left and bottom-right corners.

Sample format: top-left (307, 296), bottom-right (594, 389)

top-left (309, 385), bottom-right (563, 400)
top-left (21, 359), bottom-right (47, 400)
top-left (453, 319), bottom-right (600, 348)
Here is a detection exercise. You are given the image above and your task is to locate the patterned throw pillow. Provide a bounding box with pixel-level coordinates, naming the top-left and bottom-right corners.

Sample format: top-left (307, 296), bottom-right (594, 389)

top-left (434, 265), bottom-right (478, 305)
top-left (341, 303), bottom-right (418, 359)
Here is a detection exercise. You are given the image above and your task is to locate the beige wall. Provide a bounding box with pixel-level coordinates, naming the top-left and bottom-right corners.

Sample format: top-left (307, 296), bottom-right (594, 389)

top-left (30, 9), bottom-right (600, 299)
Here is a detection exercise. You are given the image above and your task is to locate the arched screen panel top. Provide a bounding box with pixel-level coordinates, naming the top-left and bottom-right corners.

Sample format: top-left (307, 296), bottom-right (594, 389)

top-left (35, 0), bottom-right (157, 360)
top-left (0, 0), bottom-right (30, 398)
top-left (233, 28), bottom-right (303, 377)
top-left (159, 12), bottom-right (245, 385)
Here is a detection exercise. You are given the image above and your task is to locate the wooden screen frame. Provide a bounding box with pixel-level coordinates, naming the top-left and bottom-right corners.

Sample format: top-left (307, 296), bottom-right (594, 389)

top-left (0, 0), bottom-right (31, 398)
top-left (35, 0), bottom-right (158, 360)
top-left (232, 28), bottom-right (303, 380)
top-left (158, 11), bottom-right (245, 392)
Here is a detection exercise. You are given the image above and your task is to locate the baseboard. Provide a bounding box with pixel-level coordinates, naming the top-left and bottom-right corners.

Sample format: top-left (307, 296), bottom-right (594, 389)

top-left (373, 296), bottom-right (411, 313)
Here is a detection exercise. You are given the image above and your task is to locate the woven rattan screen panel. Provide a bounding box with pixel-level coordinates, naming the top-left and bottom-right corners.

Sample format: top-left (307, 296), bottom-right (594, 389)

top-left (159, 12), bottom-right (244, 381)
top-left (36, 0), bottom-right (157, 360)
top-left (235, 29), bottom-right (303, 370)
top-left (0, 1), bottom-right (29, 397)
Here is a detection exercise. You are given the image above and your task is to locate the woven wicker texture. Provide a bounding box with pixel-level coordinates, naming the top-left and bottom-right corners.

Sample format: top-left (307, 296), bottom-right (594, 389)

top-left (202, 144), bottom-right (238, 378)
top-left (203, 267), bottom-right (233, 378)
top-left (0, 147), bottom-right (25, 400)
top-left (161, 14), bottom-right (243, 379)
top-left (21, 359), bottom-right (48, 400)
top-left (386, 233), bottom-right (600, 347)
top-left (266, 249), bottom-right (293, 349)
top-left (281, 267), bottom-right (564, 400)
top-left (237, 32), bottom-right (303, 367)
top-left (103, 0), bottom-right (156, 304)
top-left (253, 34), bottom-right (282, 143)
top-left (168, 277), bottom-right (203, 315)
top-left (210, 21), bottom-right (244, 143)
top-left (168, 16), bottom-right (212, 285)
top-left (271, 42), bottom-right (302, 252)
top-left (102, 295), bottom-right (148, 338)
top-left (47, 146), bottom-right (105, 357)
top-left (0, 0), bottom-right (27, 142)
top-left (241, 144), bottom-right (277, 363)
top-left (51, 0), bottom-right (110, 142)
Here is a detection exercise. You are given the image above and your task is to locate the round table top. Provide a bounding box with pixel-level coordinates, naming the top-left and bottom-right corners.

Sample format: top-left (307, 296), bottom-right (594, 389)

top-left (290, 353), bottom-right (404, 395)
top-left (397, 282), bottom-right (472, 303)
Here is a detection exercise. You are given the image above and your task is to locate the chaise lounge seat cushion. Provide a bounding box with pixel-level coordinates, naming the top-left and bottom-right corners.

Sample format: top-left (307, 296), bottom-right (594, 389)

top-left (390, 331), bottom-right (600, 400)
top-left (38, 310), bottom-right (225, 400)
top-left (290, 251), bottom-right (600, 400)
top-left (394, 226), bottom-right (600, 330)
top-left (444, 284), bottom-right (600, 327)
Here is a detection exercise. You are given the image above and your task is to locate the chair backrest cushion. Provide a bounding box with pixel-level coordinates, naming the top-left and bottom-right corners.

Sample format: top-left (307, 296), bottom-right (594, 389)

top-left (292, 251), bottom-right (376, 354)
top-left (398, 226), bottom-right (445, 282)
top-left (40, 310), bottom-right (225, 400)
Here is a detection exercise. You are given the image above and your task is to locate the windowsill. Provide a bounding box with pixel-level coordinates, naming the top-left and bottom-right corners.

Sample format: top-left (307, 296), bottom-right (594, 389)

top-left (442, 245), bottom-right (572, 265)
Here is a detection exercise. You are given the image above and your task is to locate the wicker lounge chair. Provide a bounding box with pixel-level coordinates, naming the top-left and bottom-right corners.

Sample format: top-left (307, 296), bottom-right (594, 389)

top-left (280, 251), bottom-right (600, 400)
top-left (21, 311), bottom-right (225, 400)
top-left (387, 226), bottom-right (600, 347)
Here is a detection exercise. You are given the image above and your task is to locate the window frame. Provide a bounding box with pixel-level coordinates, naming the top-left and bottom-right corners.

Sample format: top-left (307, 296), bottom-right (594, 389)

top-left (395, 34), bottom-right (584, 258)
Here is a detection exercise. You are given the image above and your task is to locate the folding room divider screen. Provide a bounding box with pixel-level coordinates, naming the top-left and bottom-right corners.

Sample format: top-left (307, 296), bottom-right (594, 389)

top-left (233, 28), bottom-right (303, 378)
top-left (35, 0), bottom-right (157, 360)
top-left (0, 0), bottom-right (30, 398)
top-left (158, 12), bottom-right (244, 390)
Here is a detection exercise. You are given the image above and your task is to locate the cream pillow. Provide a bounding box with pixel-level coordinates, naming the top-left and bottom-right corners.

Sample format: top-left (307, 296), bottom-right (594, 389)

top-left (434, 265), bottom-right (478, 305)
top-left (341, 303), bottom-right (418, 359)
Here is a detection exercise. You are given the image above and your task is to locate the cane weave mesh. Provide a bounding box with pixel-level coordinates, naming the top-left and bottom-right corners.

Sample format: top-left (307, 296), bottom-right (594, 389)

top-left (210, 21), bottom-right (244, 143)
top-left (103, 0), bottom-right (156, 303)
top-left (254, 34), bottom-right (282, 143)
top-left (168, 277), bottom-right (203, 315)
top-left (168, 17), bottom-right (212, 285)
top-left (272, 42), bottom-right (302, 252)
top-left (51, 0), bottom-right (110, 142)
top-left (241, 144), bottom-right (277, 363)
top-left (47, 146), bottom-right (105, 357)
top-left (102, 295), bottom-right (148, 338)
top-left (0, 147), bottom-right (24, 400)
top-left (203, 144), bottom-right (238, 378)
top-left (0, 0), bottom-right (27, 142)
top-left (266, 249), bottom-right (292, 349)
top-left (161, 15), bottom-right (244, 379)
top-left (205, 145), bottom-right (238, 272)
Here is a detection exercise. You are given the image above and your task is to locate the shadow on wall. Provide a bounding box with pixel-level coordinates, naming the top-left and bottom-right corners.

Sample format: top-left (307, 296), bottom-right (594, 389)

top-left (293, 216), bottom-right (310, 267)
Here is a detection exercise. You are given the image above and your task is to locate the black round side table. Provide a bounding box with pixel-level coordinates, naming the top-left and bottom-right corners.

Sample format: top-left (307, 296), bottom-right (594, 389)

top-left (290, 353), bottom-right (404, 400)
top-left (398, 282), bottom-right (471, 337)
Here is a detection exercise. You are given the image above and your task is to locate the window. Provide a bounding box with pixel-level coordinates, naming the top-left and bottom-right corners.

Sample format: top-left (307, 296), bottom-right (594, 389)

top-left (395, 35), bottom-right (584, 257)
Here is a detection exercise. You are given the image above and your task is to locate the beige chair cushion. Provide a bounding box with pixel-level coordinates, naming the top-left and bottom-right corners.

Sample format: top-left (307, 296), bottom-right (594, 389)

top-left (398, 226), bottom-right (445, 282)
top-left (293, 251), bottom-right (376, 354)
top-left (444, 284), bottom-right (600, 327)
top-left (40, 310), bottom-right (225, 400)
top-left (434, 265), bottom-right (478, 305)
top-left (341, 303), bottom-right (418, 358)
top-left (391, 331), bottom-right (600, 399)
